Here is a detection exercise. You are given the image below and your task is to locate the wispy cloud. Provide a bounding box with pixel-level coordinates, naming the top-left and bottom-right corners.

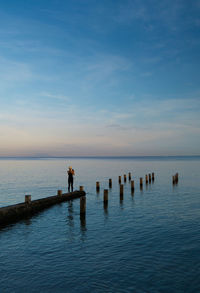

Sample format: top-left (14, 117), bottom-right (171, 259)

top-left (40, 92), bottom-right (70, 102)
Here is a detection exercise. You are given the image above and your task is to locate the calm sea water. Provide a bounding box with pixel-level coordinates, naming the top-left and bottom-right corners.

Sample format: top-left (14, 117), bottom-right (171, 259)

top-left (0, 156), bottom-right (200, 293)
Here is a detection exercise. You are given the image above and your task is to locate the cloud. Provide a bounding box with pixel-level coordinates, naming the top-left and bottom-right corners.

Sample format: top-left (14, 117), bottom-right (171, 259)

top-left (40, 92), bottom-right (70, 102)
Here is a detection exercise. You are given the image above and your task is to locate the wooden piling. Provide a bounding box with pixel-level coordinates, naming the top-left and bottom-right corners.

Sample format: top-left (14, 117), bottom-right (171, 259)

top-left (131, 180), bottom-right (134, 192)
top-left (172, 173), bottom-right (178, 185)
top-left (25, 195), bottom-right (31, 204)
top-left (96, 181), bottom-right (100, 191)
top-left (124, 174), bottom-right (127, 182)
top-left (80, 196), bottom-right (86, 215)
top-left (120, 184), bottom-right (124, 200)
top-left (145, 175), bottom-right (148, 184)
top-left (152, 172), bottom-right (155, 181)
top-left (104, 189), bottom-right (108, 203)
top-left (118, 176), bottom-right (121, 184)
top-left (149, 173), bottom-right (151, 183)
top-left (120, 184), bottom-right (124, 196)
top-left (128, 172), bottom-right (131, 181)
top-left (80, 186), bottom-right (84, 192)
top-left (109, 179), bottom-right (112, 188)
top-left (57, 190), bottom-right (62, 196)
top-left (140, 178), bottom-right (143, 188)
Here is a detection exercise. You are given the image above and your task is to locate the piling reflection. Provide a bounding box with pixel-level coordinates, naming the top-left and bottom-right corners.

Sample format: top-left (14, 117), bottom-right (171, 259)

top-left (131, 194), bottom-right (135, 207)
top-left (80, 214), bottom-right (87, 241)
top-left (67, 201), bottom-right (74, 228)
top-left (24, 218), bottom-right (31, 226)
top-left (104, 201), bottom-right (108, 212)
top-left (80, 214), bottom-right (86, 229)
top-left (172, 182), bottom-right (178, 190)
top-left (103, 201), bottom-right (109, 219)
top-left (120, 194), bottom-right (124, 208)
top-left (65, 200), bottom-right (76, 241)
top-left (145, 183), bottom-right (148, 191)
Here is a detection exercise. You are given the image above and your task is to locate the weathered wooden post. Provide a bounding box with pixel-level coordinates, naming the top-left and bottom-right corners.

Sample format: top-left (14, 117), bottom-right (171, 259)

top-left (109, 179), bottom-right (112, 188)
top-left (140, 177), bottom-right (143, 189)
top-left (152, 172), bottom-right (155, 181)
top-left (124, 174), bottom-right (127, 182)
top-left (57, 190), bottom-right (62, 196)
top-left (131, 180), bottom-right (134, 192)
top-left (104, 189), bottom-right (108, 202)
top-left (175, 173), bottom-right (179, 183)
top-left (149, 173), bottom-right (151, 183)
top-left (80, 196), bottom-right (86, 216)
top-left (120, 184), bottom-right (124, 195)
top-left (128, 172), bottom-right (131, 181)
top-left (96, 181), bottom-right (100, 191)
top-left (80, 215), bottom-right (86, 229)
top-left (104, 189), bottom-right (108, 209)
top-left (25, 195), bottom-right (31, 204)
top-left (118, 176), bottom-right (121, 184)
top-left (120, 184), bottom-right (124, 200)
top-left (145, 175), bottom-right (148, 184)
top-left (80, 186), bottom-right (84, 192)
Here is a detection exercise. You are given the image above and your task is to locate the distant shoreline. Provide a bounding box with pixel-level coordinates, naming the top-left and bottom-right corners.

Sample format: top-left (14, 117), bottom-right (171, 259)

top-left (0, 155), bottom-right (200, 160)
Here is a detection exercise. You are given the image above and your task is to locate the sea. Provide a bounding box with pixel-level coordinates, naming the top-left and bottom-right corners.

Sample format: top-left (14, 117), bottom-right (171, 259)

top-left (0, 156), bottom-right (200, 293)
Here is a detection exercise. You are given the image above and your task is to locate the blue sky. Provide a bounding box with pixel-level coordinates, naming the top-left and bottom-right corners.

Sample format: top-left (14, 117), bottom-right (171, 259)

top-left (0, 0), bottom-right (200, 156)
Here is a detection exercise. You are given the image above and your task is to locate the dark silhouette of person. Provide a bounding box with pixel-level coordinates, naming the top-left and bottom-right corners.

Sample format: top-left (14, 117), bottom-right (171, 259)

top-left (67, 166), bottom-right (75, 192)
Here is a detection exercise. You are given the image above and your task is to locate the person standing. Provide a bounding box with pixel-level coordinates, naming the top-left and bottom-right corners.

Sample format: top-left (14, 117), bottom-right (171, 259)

top-left (67, 166), bottom-right (75, 192)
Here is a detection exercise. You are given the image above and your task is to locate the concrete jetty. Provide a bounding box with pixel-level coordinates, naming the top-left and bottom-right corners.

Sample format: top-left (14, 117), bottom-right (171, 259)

top-left (0, 190), bottom-right (86, 227)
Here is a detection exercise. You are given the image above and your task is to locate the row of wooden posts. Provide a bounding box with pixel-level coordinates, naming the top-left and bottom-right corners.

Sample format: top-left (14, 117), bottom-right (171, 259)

top-left (96, 172), bottom-right (154, 193)
top-left (80, 172), bottom-right (155, 216)
top-left (24, 187), bottom-right (85, 204)
top-left (23, 172), bottom-right (178, 219)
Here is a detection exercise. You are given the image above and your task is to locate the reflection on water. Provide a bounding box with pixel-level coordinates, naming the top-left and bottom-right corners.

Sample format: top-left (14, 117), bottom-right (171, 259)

top-left (0, 157), bottom-right (200, 293)
top-left (80, 213), bottom-right (87, 242)
top-left (103, 201), bottom-right (108, 219)
top-left (23, 218), bottom-right (32, 226)
top-left (131, 190), bottom-right (135, 197)
top-left (120, 194), bottom-right (124, 209)
top-left (80, 214), bottom-right (86, 230)
top-left (67, 201), bottom-right (74, 228)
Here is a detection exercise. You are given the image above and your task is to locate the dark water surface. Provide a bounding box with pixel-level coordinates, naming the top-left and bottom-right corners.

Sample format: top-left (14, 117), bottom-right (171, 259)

top-left (0, 157), bottom-right (200, 292)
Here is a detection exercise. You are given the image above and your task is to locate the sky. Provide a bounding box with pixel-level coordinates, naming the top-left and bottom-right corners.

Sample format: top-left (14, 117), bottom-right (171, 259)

top-left (0, 0), bottom-right (200, 157)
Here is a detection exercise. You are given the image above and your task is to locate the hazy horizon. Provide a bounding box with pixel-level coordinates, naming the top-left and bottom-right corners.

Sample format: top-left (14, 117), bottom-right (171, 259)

top-left (0, 154), bottom-right (200, 159)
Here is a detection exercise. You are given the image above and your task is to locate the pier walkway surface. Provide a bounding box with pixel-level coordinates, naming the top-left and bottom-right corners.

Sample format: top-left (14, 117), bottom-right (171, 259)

top-left (0, 191), bottom-right (86, 227)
